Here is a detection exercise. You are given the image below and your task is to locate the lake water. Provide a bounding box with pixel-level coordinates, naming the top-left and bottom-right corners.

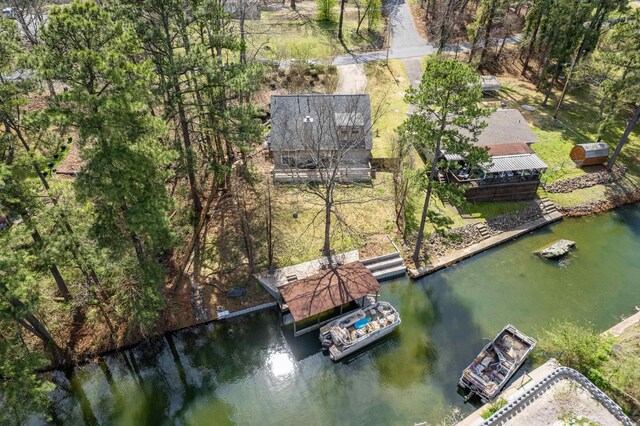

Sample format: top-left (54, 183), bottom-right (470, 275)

top-left (49, 206), bottom-right (640, 425)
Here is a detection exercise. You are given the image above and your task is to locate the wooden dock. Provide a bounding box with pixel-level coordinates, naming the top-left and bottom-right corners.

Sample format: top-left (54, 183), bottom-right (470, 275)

top-left (408, 211), bottom-right (564, 279)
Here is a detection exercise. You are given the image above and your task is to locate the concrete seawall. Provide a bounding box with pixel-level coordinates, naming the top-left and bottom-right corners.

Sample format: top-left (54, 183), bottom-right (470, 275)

top-left (408, 212), bottom-right (564, 279)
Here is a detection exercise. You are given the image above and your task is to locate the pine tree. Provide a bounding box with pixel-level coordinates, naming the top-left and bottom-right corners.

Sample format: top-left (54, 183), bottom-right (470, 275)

top-left (38, 0), bottom-right (174, 327)
top-left (398, 56), bottom-right (491, 265)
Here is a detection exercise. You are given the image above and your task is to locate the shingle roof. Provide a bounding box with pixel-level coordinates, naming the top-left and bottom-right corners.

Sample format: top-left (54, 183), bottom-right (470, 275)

top-left (269, 94), bottom-right (373, 151)
top-left (473, 109), bottom-right (538, 146)
top-left (279, 261), bottom-right (380, 322)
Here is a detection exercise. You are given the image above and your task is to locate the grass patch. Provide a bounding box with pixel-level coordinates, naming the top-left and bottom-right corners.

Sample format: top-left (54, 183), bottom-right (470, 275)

top-left (271, 174), bottom-right (397, 266)
top-left (497, 76), bottom-right (640, 207)
top-left (465, 200), bottom-right (530, 220)
top-left (246, 3), bottom-right (384, 61)
top-left (365, 60), bottom-right (410, 157)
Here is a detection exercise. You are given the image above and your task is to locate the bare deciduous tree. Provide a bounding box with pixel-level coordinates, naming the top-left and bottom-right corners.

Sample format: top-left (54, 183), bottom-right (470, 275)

top-left (270, 95), bottom-right (385, 258)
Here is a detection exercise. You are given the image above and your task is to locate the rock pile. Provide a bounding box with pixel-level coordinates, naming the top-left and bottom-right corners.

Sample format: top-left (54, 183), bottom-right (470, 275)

top-left (424, 224), bottom-right (483, 258)
top-left (536, 239), bottom-right (576, 259)
top-left (486, 202), bottom-right (545, 234)
top-left (423, 201), bottom-right (546, 258)
top-left (544, 164), bottom-right (626, 193)
top-left (559, 190), bottom-right (640, 217)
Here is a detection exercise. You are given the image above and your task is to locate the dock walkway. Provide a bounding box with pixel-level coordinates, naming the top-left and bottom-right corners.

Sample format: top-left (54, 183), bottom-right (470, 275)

top-left (409, 211), bottom-right (563, 279)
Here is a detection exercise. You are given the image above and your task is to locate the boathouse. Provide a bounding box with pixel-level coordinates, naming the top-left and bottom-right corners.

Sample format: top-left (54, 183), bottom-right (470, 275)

top-left (569, 143), bottom-right (609, 167)
top-left (442, 109), bottom-right (548, 202)
top-left (278, 261), bottom-right (380, 336)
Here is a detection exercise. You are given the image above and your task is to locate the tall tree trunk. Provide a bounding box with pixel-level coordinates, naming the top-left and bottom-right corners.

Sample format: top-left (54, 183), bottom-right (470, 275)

top-left (607, 105), bottom-right (640, 171)
top-left (338, 0), bottom-right (347, 40)
top-left (412, 138), bottom-right (441, 265)
top-left (322, 185), bottom-right (334, 258)
top-left (521, 6), bottom-right (542, 76)
top-left (553, 2), bottom-right (607, 119)
top-left (542, 64), bottom-right (561, 106)
top-left (31, 228), bottom-right (72, 302)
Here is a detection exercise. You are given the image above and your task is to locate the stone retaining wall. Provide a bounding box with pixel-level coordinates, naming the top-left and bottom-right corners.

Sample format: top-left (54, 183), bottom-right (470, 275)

top-left (483, 367), bottom-right (633, 426)
top-left (424, 201), bottom-right (545, 259)
top-left (544, 164), bottom-right (626, 193)
top-left (559, 190), bottom-right (640, 217)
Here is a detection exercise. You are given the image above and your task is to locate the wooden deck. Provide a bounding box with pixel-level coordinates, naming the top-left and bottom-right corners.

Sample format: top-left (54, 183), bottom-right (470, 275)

top-left (272, 166), bottom-right (372, 183)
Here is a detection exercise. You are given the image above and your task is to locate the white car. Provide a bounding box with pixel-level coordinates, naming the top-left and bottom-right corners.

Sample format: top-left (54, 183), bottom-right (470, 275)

top-left (2, 7), bottom-right (16, 19)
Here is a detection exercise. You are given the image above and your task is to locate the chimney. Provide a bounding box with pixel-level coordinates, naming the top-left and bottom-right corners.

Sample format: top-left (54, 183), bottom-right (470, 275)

top-left (303, 115), bottom-right (313, 146)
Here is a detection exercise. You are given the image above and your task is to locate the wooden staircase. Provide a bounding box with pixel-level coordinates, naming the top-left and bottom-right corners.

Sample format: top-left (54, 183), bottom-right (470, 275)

top-left (437, 171), bottom-right (447, 184)
top-left (361, 252), bottom-right (407, 282)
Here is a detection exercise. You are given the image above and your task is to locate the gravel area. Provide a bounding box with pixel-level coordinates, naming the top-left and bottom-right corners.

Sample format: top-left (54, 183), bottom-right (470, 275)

top-left (501, 378), bottom-right (625, 425)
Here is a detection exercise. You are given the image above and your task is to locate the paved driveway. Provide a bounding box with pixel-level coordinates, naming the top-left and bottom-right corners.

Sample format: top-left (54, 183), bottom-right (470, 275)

top-left (336, 63), bottom-right (368, 94)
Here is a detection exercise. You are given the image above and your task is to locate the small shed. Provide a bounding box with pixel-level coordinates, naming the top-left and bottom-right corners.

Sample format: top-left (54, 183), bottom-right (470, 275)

top-left (569, 143), bottom-right (609, 167)
top-left (481, 76), bottom-right (502, 92)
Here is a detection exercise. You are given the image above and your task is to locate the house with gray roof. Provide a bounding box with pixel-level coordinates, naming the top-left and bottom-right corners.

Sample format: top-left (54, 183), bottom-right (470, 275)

top-left (442, 109), bottom-right (548, 202)
top-left (268, 94), bottom-right (373, 183)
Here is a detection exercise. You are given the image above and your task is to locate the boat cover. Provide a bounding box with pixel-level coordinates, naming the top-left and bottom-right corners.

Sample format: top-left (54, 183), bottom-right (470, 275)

top-left (354, 317), bottom-right (371, 329)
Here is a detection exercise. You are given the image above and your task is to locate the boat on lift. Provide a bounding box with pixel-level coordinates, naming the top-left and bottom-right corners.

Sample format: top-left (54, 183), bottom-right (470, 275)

top-left (319, 301), bottom-right (400, 361)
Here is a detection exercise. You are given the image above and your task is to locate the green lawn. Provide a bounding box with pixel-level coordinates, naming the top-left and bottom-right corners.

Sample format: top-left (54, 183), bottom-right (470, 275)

top-left (497, 76), bottom-right (640, 207)
top-left (365, 60), bottom-right (411, 157)
top-left (246, 2), bottom-right (385, 62)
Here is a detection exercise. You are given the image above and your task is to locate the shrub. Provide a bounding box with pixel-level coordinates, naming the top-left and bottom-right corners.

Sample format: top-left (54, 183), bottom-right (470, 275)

top-left (536, 320), bottom-right (615, 375)
top-left (317, 0), bottom-right (337, 22)
top-left (481, 398), bottom-right (508, 419)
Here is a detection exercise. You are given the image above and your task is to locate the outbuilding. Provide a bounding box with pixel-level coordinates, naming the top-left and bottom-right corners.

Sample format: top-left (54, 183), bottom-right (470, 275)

top-left (569, 143), bottom-right (609, 167)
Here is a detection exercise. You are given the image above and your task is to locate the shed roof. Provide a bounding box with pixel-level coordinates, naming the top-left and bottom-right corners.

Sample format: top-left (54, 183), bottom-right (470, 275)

top-left (482, 142), bottom-right (534, 156)
top-left (576, 143), bottom-right (610, 157)
top-left (443, 142), bottom-right (534, 161)
top-left (484, 154), bottom-right (548, 173)
top-left (269, 94), bottom-right (373, 151)
top-left (481, 75), bottom-right (501, 92)
top-left (279, 261), bottom-right (380, 322)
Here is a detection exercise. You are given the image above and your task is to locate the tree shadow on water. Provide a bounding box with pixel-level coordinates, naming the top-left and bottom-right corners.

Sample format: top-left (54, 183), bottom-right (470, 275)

top-left (414, 272), bottom-right (491, 410)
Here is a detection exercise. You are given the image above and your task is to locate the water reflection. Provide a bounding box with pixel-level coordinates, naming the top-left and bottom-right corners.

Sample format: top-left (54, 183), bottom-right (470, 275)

top-left (46, 206), bottom-right (640, 425)
top-left (375, 281), bottom-right (437, 389)
top-left (267, 351), bottom-right (295, 378)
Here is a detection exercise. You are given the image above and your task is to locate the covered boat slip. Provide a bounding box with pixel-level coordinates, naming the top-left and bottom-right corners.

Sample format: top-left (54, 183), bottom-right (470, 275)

top-left (279, 261), bottom-right (381, 336)
top-left (459, 324), bottom-right (536, 403)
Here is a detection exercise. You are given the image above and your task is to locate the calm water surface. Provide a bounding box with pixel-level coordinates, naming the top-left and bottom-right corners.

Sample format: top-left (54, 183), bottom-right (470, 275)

top-left (50, 206), bottom-right (640, 425)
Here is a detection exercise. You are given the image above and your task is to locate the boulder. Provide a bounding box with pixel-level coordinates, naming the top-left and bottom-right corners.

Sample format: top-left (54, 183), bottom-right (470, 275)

top-left (536, 239), bottom-right (576, 259)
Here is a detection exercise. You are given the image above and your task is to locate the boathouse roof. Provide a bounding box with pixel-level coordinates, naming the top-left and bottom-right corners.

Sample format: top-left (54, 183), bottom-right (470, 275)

top-left (279, 261), bottom-right (380, 322)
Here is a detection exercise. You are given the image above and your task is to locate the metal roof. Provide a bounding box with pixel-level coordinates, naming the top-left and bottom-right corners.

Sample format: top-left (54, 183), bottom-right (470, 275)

top-left (481, 75), bottom-right (501, 91)
top-left (577, 143), bottom-right (610, 158)
top-left (484, 154), bottom-right (548, 173)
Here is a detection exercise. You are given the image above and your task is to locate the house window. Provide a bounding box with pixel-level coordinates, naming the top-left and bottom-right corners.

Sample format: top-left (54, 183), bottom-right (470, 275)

top-left (281, 156), bottom-right (296, 167)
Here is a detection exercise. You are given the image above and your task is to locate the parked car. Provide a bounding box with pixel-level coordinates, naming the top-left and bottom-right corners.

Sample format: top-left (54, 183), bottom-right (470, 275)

top-left (2, 7), bottom-right (17, 19)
